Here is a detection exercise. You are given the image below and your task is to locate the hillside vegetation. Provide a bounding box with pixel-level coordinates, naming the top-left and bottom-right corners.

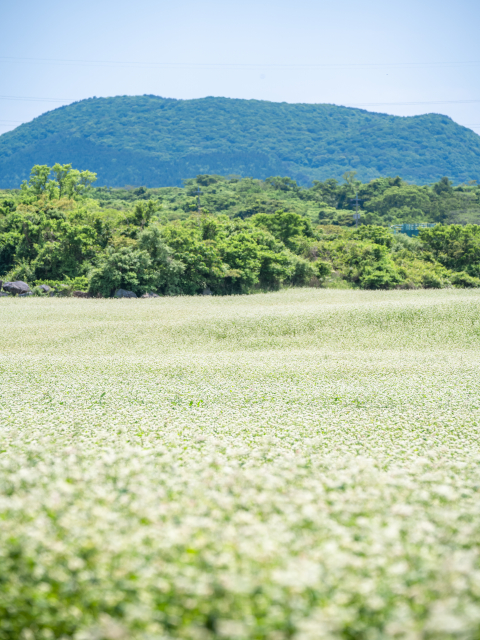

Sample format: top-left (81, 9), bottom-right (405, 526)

top-left (2, 289), bottom-right (480, 638)
top-left (1, 164), bottom-right (480, 295)
top-left (0, 95), bottom-right (479, 187)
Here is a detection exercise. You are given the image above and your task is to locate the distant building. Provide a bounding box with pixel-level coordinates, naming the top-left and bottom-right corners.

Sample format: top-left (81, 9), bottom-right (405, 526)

top-left (391, 223), bottom-right (437, 237)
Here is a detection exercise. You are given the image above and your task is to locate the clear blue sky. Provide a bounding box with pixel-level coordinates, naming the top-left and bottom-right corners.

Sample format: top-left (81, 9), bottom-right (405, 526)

top-left (1, 0), bottom-right (479, 135)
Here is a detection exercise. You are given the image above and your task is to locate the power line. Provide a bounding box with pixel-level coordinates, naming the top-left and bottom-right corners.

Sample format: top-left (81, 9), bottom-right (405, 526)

top-left (345, 99), bottom-right (480, 106)
top-left (1, 56), bottom-right (480, 69)
top-left (0, 95), bottom-right (74, 103)
top-left (0, 95), bottom-right (479, 107)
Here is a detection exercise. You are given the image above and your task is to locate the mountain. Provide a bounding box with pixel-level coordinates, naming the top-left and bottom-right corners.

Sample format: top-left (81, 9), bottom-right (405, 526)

top-left (0, 95), bottom-right (479, 188)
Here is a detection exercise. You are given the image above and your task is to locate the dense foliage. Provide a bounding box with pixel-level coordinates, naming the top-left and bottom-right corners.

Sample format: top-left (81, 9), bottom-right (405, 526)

top-left (92, 171), bottom-right (480, 227)
top-left (1, 164), bottom-right (480, 295)
top-left (1, 95), bottom-right (479, 188)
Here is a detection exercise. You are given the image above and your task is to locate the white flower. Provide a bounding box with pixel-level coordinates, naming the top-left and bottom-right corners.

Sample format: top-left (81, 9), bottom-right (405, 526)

top-left (1, 289), bottom-right (480, 639)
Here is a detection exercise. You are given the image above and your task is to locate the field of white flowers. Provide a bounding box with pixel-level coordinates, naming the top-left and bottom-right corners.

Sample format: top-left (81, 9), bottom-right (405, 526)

top-left (1, 289), bottom-right (480, 640)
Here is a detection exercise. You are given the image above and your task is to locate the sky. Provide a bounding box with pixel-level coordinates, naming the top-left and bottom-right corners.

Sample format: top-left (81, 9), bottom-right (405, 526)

top-left (1, 0), bottom-right (479, 136)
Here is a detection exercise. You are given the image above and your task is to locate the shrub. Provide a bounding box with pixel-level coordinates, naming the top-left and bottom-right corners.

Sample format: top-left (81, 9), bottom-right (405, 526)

top-left (289, 255), bottom-right (317, 286)
top-left (360, 265), bottom-right (403, 289)
top-left (88, 247), bottom-right (155, 297)
top-left (450, 271), bottom-right (480, 288)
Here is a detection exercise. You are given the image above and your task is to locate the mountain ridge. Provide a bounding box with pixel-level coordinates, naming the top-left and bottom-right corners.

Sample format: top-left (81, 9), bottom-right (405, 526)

top-left (0, 95), bottom-right (479, 187)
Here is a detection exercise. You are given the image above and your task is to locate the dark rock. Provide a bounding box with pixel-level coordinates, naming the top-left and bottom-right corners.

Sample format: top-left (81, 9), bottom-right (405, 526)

top-left (203, 288), bottom-right (212, 296)
top-left (0, 291), bottom-right (10, 297)
top-left (39, 284), bottom-right (51, 293)
top-left (73, 291), bottom-right (91, 298)
top-left (18, 292), bottom-right (33, 297)
top-left (2, 281), bottom-right (31, 295)
top-left (114, 289), bottom-right (137, 298)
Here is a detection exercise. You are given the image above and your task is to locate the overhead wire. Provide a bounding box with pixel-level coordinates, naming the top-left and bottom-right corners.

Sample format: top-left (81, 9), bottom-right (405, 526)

top-left (1, 56), bottom-right (480, 69)
top-left (0, 95), bottom-right (479, 107)
top-left (0, 95), bottom-right (73, 103)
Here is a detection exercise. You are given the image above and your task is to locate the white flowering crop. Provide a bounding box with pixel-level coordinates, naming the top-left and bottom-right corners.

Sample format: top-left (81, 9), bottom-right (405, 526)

top-left (1, 289), bottom-right (480, 639)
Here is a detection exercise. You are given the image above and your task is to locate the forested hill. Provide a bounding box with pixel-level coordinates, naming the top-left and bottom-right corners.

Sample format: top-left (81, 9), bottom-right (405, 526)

top-left (0, 95), bottom-right (479, 188)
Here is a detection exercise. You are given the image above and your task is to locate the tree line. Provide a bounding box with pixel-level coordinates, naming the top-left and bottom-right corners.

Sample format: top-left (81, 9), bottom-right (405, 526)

top-left (0, 164), bottom-right (479, 296)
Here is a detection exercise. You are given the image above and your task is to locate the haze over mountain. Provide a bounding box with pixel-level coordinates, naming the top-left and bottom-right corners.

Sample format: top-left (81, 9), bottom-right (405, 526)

top-left (0, 95), bottom-right (479, 188)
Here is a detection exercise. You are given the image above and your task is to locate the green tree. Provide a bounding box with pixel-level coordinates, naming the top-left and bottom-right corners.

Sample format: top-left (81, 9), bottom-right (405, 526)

top-left (251, 210), bottom-right (313, 250)
top-left (351, 225), bottom-right (394, 248)
top-left (365, 186), bottom-right (431, 222)
top-left (160, 223), bottom-right (226, 294)
top-left (138, 225), bottom-right (185, 294)
top-left (88, 246), bottom-right (154, 297)
top-left (433, 176), bottom-right (453, 196)
top-left (52, 164), bottom-right (97, 199)
top-left (218, 225), bottom-right (296, 292)
top-left (342, 171), bottom-right (359, 194)
top-left (132, 200), bottom-right (157, 230)
top-left (419, 224), bottom-right (480, 276)
top-left (265, 177), bottom-right (300, 192)
top-left (20, 164), bottom-right (97, 201)
top-left (20, 165), bottom-right (52, 196)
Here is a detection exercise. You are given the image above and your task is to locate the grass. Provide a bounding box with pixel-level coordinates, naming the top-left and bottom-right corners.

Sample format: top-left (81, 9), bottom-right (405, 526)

top-left (1, 288), bottom-right (480, 639)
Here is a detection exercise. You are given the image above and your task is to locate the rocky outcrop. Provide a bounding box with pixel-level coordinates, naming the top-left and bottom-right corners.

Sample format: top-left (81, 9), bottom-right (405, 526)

top-left (114, 289), bottom-right (137, 298)
top-left (2, 281), bottom-right (31, 295)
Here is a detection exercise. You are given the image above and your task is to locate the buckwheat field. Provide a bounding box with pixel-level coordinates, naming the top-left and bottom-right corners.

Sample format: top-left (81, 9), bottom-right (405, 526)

top-left (2, 289), bottom-right (480, 640)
